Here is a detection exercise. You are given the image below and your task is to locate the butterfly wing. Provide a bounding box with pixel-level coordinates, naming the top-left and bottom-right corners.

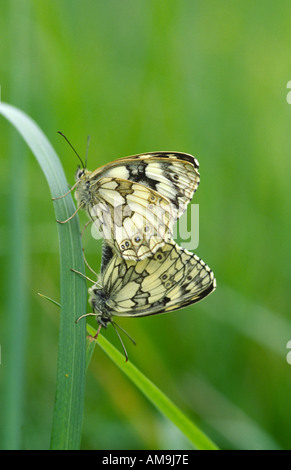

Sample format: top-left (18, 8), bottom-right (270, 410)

top-left (89, 152), bottom-right (200, 217)
top-left (88, 177), bottom-right (177, 261)
top-left (74, 152), bottom-right (199, 260)
top-left (90, 242), bottom-right (216, 318)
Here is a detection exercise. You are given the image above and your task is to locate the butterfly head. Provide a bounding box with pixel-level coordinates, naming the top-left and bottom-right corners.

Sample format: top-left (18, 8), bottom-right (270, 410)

top-left (75, 166), bottom-right (86, 181)
top-left (74, 167), bottom-right (93, 207)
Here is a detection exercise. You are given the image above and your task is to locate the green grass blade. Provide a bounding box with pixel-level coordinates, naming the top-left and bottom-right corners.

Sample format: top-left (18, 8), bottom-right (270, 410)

top-left (2, 129), bottom-right (28, 450)
top-left (1, 1), bottom-right (30, 450)
top-left (0, 102), bottom-right (218, 450)
top-left (38, 293), bottom-right (61, 308)
top-left (0, 102), bottom-right (87, 450)
top-left (86, 335), bottom-right (96, 371)
top-left (86, 325), bottom-right (219, 450)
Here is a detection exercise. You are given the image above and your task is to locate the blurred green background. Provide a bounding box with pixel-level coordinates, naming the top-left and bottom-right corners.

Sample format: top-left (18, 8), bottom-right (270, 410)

top-left (0, 0), bottom-right (290, 450)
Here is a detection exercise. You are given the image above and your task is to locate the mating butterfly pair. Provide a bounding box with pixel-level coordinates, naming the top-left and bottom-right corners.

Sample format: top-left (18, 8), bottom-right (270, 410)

top-left (54, 136), bottom-right (216, 360)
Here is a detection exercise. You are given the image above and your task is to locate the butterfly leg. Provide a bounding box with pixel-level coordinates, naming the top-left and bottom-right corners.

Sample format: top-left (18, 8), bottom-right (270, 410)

top-left (93, 323), bottom-right (102, 339)
top-left (70, 268), bottom-right (95, 284)
top-left (86, 323), bottom-right (102, 345)
top-left (75, 312), bottom-right (96, 323)
top-left (80, 218), bottom-right (101, 279)
top-left (56, 205), bottom-right (82, 224)
top-left (51, 180), bottom-right (79, 200)
top-left (81, 247), bottom-right (99, 280)
top-left (81, 219), bottom-right (92, 238)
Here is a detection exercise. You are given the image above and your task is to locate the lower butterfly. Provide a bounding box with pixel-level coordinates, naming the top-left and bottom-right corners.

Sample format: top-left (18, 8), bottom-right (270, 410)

top-left (75, 241), bottom-right (216, 361)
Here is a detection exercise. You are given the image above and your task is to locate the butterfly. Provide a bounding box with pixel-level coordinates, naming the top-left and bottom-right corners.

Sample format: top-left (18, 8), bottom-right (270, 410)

top-left (54, 133), bottom-right (200, 261)
top-left (75, 241), bottom-right (216, 360)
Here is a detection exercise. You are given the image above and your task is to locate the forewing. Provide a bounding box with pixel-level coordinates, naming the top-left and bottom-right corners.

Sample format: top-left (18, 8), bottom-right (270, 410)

top-left (90, 152), bottom-right (200, 217)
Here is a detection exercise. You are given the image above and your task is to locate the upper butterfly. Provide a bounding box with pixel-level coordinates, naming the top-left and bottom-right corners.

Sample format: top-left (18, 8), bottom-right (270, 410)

top-left (54, 134), bottom-right (200, 261)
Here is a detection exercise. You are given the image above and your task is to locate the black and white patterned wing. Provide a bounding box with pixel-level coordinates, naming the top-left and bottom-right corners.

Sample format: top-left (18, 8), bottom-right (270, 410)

top-left (89, 242), bottom-right (216, 319)
top-left (91, 152), bottom-right (200, 217)
top-left (81, 177), bottom-right (177, 261)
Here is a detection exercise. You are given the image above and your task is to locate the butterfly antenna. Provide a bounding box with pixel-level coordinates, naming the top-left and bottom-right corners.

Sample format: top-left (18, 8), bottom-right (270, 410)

top-left (112, 320), bottom-right (136, 345)
top-left (112, 321), bottom-right (136, 346)
top-left (111, 321), bottom-right (130, 362)
top-left (85, 135), bottom-right (91, 169)
top-left (58, 131), bottom-right (86, 169)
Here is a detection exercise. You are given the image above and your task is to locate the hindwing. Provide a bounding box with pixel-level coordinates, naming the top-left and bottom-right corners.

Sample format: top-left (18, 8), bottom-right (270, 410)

top-left (77, 176), bottom-right (177, 260)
